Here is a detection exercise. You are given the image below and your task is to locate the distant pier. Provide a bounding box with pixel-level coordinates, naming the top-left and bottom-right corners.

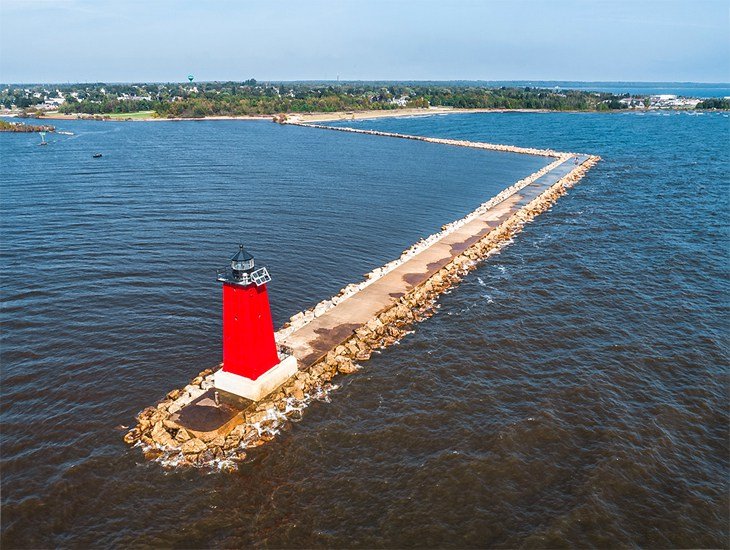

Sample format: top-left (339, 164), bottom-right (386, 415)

top-left (280, 154), bottom-right (588, 370)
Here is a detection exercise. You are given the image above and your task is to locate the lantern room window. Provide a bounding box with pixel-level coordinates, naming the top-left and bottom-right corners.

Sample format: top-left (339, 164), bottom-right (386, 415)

top-left (231, 244), bottom-right (255, 275)
top-left (232, 257), bottom-right (254, 272)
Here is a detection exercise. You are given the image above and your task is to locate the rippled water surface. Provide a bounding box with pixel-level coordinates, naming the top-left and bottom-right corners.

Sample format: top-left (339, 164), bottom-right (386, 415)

top-left (1, 112), bottom-right (728, 547)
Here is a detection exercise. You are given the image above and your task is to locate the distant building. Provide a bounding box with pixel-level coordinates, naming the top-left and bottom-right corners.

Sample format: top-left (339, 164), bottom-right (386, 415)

top-left (116, 93), bottom-right (153, 101)
top-left (650, 94), bottom-right (700, 108)
top-left (37, 95), bottom-right (65, 110)
top-left (619, 97), bottom-right (644, 108)
top-left (651, 94), bottom-right (678, 102)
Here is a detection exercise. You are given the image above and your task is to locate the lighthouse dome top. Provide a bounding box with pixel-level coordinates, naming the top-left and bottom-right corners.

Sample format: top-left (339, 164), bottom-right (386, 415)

top-left (217, 244), bottom-right (271, 287)
top-left (231, 244), bottom-right (254, 272)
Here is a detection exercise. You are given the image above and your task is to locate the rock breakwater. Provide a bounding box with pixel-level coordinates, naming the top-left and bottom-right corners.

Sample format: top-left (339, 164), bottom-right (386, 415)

top-left (275, 155), bottom-right (568, 342)
top-left (0, 120), bottom-right (55, 133)
top-left (290, 121), bottom-right (570, 159)
top-left (123, 124), bottom-right (600, 470)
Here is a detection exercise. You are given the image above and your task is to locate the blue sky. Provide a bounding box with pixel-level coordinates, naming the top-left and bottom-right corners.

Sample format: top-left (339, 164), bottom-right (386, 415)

top-left (1, 0), bottom-right (728, 83)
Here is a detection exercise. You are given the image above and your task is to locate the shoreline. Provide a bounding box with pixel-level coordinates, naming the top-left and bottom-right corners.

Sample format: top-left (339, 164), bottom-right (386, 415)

top-left (32, 107), bottom-right (527, 122)
top-left (9, 105), bottom-right (710, 125)
top-left (34, 112), bottom-right (275, 122)
top-left (284, 107), bottom-right (554, 123)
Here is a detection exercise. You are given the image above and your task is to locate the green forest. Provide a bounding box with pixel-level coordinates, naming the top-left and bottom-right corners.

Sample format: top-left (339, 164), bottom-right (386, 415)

top-left (3, 81), bottom-right (725, 118)
top-left (54, 84), bottom-right (621, 117)
top-left (696, 98), bottom-right (730, 109)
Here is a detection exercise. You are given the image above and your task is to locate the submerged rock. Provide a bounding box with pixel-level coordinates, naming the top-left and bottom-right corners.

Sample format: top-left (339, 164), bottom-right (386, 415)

top-left (123, 428), bottom-right (140, 444)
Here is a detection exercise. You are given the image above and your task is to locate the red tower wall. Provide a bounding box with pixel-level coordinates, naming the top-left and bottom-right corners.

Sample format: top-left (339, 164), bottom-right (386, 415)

top-left (222, 282), bottom-right (280, 380)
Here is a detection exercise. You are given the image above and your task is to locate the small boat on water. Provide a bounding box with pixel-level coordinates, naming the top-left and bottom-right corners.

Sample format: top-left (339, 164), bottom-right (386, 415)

top-left (93, 153), bottom-right (102, 158)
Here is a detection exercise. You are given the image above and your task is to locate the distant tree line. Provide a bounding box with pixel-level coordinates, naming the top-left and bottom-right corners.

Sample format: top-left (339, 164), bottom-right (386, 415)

top-left (48, 83), bottom-right (631, 117)
top-left (6, 81), bottom-right (724, 118)
top-left (696, 98), bottom-right (730, 109)
top-left (59, 97), bottom-right (161, 115)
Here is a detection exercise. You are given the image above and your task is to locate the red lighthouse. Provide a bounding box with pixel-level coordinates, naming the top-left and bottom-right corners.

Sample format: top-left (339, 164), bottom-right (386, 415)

top-left (214, 245), bottom-right (298, 402)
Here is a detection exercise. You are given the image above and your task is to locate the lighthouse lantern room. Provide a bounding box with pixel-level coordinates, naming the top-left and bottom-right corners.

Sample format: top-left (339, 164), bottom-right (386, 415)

top-left (213, 245), bottom-right (298, 402)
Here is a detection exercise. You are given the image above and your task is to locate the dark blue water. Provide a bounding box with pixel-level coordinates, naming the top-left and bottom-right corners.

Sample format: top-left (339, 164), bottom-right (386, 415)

top-left (1, 111), bottom-right (728, 547)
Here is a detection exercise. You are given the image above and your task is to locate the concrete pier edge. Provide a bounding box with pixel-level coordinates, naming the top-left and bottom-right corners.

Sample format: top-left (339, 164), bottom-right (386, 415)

top-left (124, 123), bottom-right (601, 470)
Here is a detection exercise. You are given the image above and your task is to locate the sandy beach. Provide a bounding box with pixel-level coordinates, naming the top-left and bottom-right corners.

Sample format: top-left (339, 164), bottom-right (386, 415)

top-left (286, 107), bottom-right (561, 122)
top-left (27, 106), bottom-right (555, 123)
top-left (290, 106), bottom-right (479, 122)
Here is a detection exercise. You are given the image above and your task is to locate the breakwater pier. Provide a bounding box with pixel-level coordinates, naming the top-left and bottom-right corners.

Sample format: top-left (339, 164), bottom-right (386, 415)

top-left (123, 124), bottom-right (600, 469)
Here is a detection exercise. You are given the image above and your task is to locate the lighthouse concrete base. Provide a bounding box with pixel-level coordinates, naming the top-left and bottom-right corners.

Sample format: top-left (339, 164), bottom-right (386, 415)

top-left (213, 355), bottom-right (298, 402)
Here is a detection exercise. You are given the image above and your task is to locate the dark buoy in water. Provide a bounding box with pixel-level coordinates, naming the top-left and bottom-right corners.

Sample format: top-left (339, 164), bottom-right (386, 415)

top-left (93, 153), bottom-right (102, 158)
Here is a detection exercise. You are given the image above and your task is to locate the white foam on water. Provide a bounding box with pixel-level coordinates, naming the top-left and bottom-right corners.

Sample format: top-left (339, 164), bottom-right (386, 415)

top-left (392, 330), bottom-right (415, 345)
top-left (140, 382), bottom-right (341, 472)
